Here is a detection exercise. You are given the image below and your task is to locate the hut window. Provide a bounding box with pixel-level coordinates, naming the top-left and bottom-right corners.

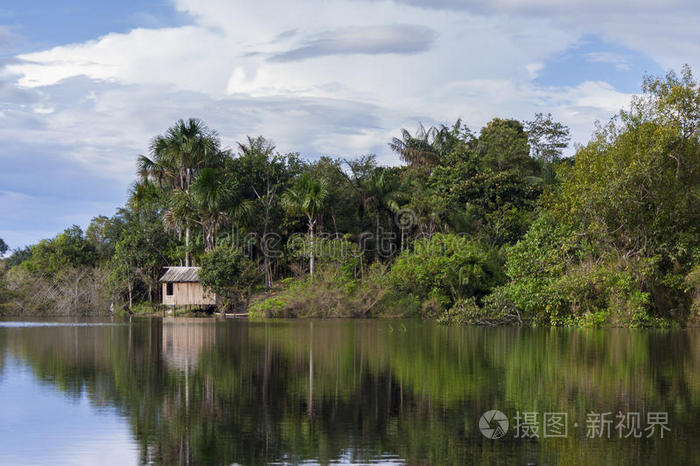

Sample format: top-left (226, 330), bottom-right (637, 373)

top-left (166, 283), bottom-right (174, 296)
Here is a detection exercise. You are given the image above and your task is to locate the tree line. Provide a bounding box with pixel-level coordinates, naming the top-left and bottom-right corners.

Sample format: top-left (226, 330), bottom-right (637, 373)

top-left (1, 66), bottom-right (698, 326)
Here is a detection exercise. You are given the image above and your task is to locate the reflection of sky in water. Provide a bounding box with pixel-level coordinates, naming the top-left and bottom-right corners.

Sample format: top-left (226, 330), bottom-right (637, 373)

top-left (0, 357), bottom-right (139, 466)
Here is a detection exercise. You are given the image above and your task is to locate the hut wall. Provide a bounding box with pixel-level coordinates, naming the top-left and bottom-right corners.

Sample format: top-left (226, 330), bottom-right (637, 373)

top-left (162, 282), bottom-right (216, 306)
top-left (163, 283), bottom-right (174, 305)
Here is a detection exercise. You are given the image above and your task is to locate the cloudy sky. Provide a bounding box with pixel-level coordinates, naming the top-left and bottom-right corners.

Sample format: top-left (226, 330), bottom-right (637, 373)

top-left (0, 0), bottom-right (697, 249)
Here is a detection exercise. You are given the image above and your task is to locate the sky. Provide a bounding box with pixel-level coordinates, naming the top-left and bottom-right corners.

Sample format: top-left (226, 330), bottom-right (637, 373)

top-left (0, 0), bottom-right (698, 249)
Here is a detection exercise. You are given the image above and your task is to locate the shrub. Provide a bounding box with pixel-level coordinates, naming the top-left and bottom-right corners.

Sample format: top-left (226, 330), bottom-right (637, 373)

top-left (199, 242), bottom-right (261, 310)
top-left (249, 263), bottom-right (397, 318)
top-left (495, 212), bottom-right (662, 326)
top-left (5, 265), bottom-right (111, 315)
top-left (436, 298), bottom-right (480, 325)
top-left (388, 233), bottom-right (504, 314)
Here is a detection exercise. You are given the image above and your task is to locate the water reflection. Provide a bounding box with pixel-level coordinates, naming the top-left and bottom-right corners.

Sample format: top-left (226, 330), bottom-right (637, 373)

top-left (162, 318), bottom-right (216, 372)
top-left (0, 319), bottom-right (699, 465)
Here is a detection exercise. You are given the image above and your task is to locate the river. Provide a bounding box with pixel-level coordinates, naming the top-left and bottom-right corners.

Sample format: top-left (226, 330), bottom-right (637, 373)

top-left (0, 318), bottom-right (697, 465)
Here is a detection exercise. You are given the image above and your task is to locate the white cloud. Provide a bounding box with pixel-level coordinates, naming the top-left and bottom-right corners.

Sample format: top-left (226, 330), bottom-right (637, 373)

top-left (3, 1), bottom-right (583, 156)
top-left (526, 62), bottom-right (544, 79)
top-left (586, 51), bottom-right (631, 70)
top-left (381, 0), bottom-right (700, 71)
top-left (269, 24), bottom-right (436, 62)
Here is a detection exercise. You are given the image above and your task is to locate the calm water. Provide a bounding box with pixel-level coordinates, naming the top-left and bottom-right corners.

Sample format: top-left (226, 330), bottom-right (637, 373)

top-left (0, 318), bottom-right (698, 465)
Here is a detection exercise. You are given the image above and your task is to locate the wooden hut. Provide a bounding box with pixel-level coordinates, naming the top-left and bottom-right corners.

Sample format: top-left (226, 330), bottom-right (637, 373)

top-left (160, 266), bottom-right (216, 306)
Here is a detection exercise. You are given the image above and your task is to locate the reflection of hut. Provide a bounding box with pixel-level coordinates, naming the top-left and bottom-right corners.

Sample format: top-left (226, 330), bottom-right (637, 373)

top-left (159, 267), bottom-right (216, 306)
top-left (162, 317), bottom-right (216, 372)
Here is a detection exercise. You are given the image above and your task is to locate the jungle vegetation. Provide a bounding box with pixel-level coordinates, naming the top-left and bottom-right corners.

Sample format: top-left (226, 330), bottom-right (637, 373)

top-left (1, 67), bottom-right (699, 326)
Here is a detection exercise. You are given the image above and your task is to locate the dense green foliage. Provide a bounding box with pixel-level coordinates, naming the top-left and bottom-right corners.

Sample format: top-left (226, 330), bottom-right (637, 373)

top-left (388, 234), bottom-right (504, 313)
top-left (2, 67), bottom-right (699, 325)
top-left (199, 242), bottom-right (260, 309)
top-left (489, 66), bottom-right (700, 327)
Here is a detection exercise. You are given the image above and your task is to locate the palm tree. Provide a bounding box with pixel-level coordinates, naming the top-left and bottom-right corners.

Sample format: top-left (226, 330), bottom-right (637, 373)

top-left (190, 168), bottom-right (229, 252)
top-left (433, 119), bottom-right (473, 156)
top-left (238, 135), bottom-right (275, 158)
top-left (137, 118), bottom-right (223, 266)
top-left (162, 190), bottom-right (194, 263)
top-left (127, 181), bottom-right (162, 221)
top-left (389, 120), bottom-right (472, 168)
top-left (190, 167), bottom-right (251, 252)
top-left (282, 174), bottom-right (329, 279)
top-left (389, 123), bottom-right (441, 167)
top-left (362, 170), bottom-right (399, 260)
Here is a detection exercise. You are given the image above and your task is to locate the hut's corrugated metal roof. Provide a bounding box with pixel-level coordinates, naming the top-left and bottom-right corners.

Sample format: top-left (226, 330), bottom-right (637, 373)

top-left (159, 267), bottom-right (201, 283)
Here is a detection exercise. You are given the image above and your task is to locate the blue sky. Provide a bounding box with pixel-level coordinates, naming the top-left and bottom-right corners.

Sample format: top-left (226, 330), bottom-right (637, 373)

top-left (0, 0), bottom-right (697, 249)
top-left (0, 0), bottom-right (189, 53)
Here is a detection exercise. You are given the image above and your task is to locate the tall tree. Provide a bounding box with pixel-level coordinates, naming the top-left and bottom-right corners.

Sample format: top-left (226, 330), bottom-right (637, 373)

top-left (634, 64), bottom-right (700, 179)
top-left (524, 113), bottom-right (571, 163)
top-left (190, 167), bottom-right (247, 253)
top-left (307, 157), bottom-right (356, 235)
top-left (110, 217), bottom-right (171, 307)
top-left (389, 123), bottom-right (442, 167)
top-left (233, 137), bottom-right (301, 288)
top-left (85, 215), bottom-right (125, 261)
top-left (344, 155), bottom-right (378, 238)
top-left (282, 174), bottom-right (329, 279)
top-left (137, 118), bottom-right (223, 266)
top-left (362, 169), bottom-right (399, 260)
top-left (476, 118), bottom-right (538, 175)
top-left (390, 120), bottom-right (474, 170)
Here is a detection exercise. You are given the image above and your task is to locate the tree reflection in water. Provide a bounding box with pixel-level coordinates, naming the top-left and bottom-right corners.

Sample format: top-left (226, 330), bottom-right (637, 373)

top-left (1, 319), bottom-right (699, 465)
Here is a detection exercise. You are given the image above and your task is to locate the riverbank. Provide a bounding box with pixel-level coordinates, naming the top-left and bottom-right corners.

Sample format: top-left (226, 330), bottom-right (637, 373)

top-left (2, 265), bottom-right (699, 328)
top-left (246, 271), bottom-right (697, 328)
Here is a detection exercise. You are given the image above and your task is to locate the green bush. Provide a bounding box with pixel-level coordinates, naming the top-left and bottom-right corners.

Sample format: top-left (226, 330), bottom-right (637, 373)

top-left (199, 242), bottom-right (261, 310)
top-left (436, 298), bottom-right (480, 325)
top-left (131, 302), bottom-right (160, 314)
top-left (388, 233), bottom-right (504, 314)
top-left (249, 263), bottom-right (401, 318)
top-left (494, 212), bottom-right (664, 326)
top-left (552, 260), bottom-right (653, 327)
top-left (249, 296), bottom-right (287, 319)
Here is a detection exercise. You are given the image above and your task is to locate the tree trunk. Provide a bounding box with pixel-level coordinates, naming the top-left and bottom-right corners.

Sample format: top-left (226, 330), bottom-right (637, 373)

top-left (375, 212), bottom-right (380, 261)
top-left (127, 280), bottom-right (133, 310)
top-left (185, 225), bottom-right (190, 267)
top-left (263, 201), bottom-right (271, 289)
top-left (309, 218), bottom-right (315, 280)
